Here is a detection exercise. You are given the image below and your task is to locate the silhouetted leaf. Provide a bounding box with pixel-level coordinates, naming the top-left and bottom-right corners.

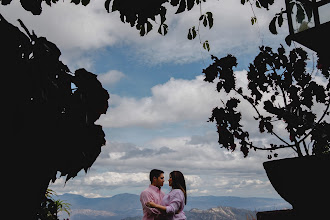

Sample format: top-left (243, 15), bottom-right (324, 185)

top-left (187, 26), bottom-right (197, 40)
top-left (269, 16), bottom-right (277, 34)
top-left (187, 0), bottom-right (194, 10)
top-left (20, 0), bottom-right (42, 15)
top-left (251, 16), bottom-right (257, 25)
top-left (81, 0), bottom-right (90, 6)
top-left (203, 40), bottom-right (210, 51)
top-left (277, 13), bottom-right (283, 27)
top-left (256, 0), bottom-right (261, 8)
top-left (104, 0), bottom-right (112, 13)
top-left (176, 0), bottom-right (186, 14)
top-left (203, 16), bottom-right (208, 27)
top-left (1, 0), bottom-right (12, 5)
top-left (206, 12), bottom-right (213, 29)
top-left (302, 2), bottom-right (313, 22)
top-left (296, 3), bottom-right (305, 23)
top-left (170, 0), bottom-right (180, 6)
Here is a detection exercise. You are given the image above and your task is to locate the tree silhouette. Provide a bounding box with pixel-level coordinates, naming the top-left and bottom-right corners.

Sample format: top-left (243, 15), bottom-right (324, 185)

top-left (204, 45), bottom-right (330, 158)
top-left (1, 14), bottom-right (109, 219)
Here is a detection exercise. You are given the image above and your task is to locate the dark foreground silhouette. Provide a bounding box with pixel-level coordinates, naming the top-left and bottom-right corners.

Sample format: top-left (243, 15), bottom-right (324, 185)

top-left (1, 13), bottom-right (109, 219)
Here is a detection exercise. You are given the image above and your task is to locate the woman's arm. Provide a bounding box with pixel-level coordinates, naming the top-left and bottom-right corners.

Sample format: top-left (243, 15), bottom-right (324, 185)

top-left (145, 201), bottom-right (167, 212)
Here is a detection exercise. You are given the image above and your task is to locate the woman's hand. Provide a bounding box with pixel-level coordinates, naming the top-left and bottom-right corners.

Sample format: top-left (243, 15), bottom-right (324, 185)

top-left (145, 201), bottom-right (156, 208)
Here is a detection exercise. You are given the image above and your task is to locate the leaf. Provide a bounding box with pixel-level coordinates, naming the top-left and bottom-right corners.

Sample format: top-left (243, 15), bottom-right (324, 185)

top-left (162, 23), bottom-right (168, 35)
top-left (199, 15), bottom-right (205, 21)
top-left (203, 40), bottom-right (210, 51)
top-left (187, 26), bottom-right (196, 40)
top-left (206, 12), bottom-right (213, 29)
top-left (104, 0), bottom-right (112, 13)
top-left (1, 0), bottom-right (12, 5)
top-left (241, 0), bottom-right (246, 5)
top-left (158, 23), bottom-right (168, 36)
top-left (256, 0), bottom-right (261, 8)
top-left (192, 26), bottom-right (197, 39)
top-left (187, 0), bottom-right (194, 10)
top-left (170, 0), bottom-right (180, 6)
top-left (285, 35), bottom-right (292, 46)
top-left (71, 0), bottom-right (80, 5)
top-left (146, 21), bottom-right (153, 34)
top-left (278, 13), bottom-right (283, 27)
top-left (269, 16), bottom-right (278, 35)
top-left (302, 2), bottom-right (313, 22)
top-left (203, 17), bottom-right (208, 27)
top-left (81, 0), bottom-right (90, 6)
top-left (176, 0), bottom-right (186, 14)
top-left (296, 3), bottom-right (305, 23)
top-left (251, 16), bottom-right (257, 25)
top-left (187, 29), bottom-right (193, 40)
top-left (139, 25), bottom-right (146, 36)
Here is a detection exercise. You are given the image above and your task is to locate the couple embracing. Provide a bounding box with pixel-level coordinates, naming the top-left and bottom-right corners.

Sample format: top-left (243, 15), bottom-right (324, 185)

top-left (140, 169), bottom-right (187, 220)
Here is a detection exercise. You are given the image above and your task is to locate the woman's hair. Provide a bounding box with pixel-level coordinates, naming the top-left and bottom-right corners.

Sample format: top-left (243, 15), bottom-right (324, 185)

top-left (170, 171), bottom-right (187, 205)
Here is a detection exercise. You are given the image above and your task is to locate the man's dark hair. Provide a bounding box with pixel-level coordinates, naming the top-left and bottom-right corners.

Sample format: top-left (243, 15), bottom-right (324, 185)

top-left (149, 169), bottom-right (164, 183)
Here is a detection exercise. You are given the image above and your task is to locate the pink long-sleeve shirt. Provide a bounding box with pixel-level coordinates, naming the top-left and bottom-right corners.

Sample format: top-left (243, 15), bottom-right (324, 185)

top-left (161, 189), bottom-right (186, 220)
top-left (140, 185), bottom-right (165, 220)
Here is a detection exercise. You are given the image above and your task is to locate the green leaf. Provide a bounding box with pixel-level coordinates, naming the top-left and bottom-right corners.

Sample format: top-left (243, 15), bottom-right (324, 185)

top-left (269, 16), bottom-right (277, 35)
top-left (241, 0), bottom-right (246, 5)
top-left (206, 12), bottom-right (213, 29)
top-left (199, 14), bottom-right (205, 21)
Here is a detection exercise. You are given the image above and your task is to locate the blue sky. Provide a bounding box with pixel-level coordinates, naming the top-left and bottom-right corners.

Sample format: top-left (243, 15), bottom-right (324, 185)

top-left (1, 0), bottom-right (319, 200)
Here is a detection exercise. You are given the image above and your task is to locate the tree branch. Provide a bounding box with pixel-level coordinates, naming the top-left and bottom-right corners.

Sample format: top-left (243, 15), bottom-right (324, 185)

top-left (246, 141), bottom-right (296, 152)
top-left (298, 99), bottom-right (330, 144)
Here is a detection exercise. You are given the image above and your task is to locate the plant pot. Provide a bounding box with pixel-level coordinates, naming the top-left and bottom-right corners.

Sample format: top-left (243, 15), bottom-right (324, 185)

top-left (263, 155), bottom-right (330, 212)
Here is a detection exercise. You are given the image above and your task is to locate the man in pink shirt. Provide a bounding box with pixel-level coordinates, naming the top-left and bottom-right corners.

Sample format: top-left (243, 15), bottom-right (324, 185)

top-left (140, 169), bottom-right (166, 220)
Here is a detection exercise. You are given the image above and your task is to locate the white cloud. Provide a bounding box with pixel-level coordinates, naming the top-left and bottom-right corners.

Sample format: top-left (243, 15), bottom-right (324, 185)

top-left (97, 70), bottom-right (125, 85)
top-left (84, 172), bottom-right (149, 186)
top-left (98, 74), bottom-right (220, 128)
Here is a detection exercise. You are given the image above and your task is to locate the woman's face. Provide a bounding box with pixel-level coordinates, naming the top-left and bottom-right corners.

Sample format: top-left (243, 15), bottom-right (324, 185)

top-left (168, 174), bottom-right (172, 187)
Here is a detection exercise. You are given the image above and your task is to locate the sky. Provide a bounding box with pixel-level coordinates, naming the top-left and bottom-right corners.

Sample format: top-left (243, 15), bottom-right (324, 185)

top-left (0, 0), bottom-right (320, 199)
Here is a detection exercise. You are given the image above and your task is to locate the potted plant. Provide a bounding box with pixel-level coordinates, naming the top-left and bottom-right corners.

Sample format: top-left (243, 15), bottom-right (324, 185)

top-left (203, 45), bottom-right (330, 214)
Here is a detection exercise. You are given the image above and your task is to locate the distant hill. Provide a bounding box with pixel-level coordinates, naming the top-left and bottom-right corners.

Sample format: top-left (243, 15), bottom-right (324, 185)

top-left (56, 193), bottom-right (290, 220)
top-left (122, 207), bottom-right (256, 220)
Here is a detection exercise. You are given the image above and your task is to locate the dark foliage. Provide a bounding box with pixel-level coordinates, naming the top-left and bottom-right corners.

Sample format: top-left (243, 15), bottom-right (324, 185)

top-left (204, 45), bottom-right (330, 158)
top-left (0, 0), bottom-right (275, 37)
top-left (1, 13), bottom-right (109, 219)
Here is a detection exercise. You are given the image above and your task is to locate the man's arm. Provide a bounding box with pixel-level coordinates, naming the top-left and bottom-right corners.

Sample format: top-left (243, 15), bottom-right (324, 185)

top-left (140, 191), bottom-right (162, 215)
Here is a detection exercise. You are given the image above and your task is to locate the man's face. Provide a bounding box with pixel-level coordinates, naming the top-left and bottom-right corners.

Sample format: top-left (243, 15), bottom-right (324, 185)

top-left (153, 173), bottom-right (165, 187)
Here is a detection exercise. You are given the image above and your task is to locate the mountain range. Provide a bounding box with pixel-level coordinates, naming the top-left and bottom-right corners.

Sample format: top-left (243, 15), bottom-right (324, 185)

top-left (56, 193), bottom-right (291, 220)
